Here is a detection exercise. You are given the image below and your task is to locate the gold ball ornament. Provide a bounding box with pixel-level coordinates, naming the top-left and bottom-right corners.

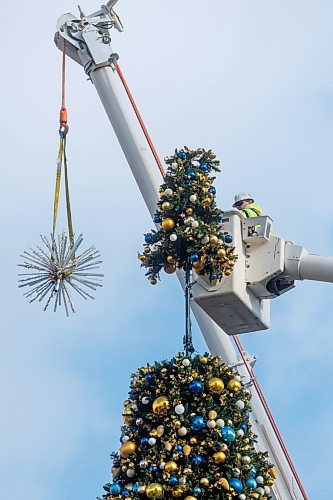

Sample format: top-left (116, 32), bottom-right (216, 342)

top-left (162, 202), bottom-right (171, 210)
top-left (186, 208), bottom-right (194, 215)
top-left (224, 269), bottom-right (232, 277)
top-left (167, 255), bottom-right (176, 263)
top-left (217, 248), bottom-right (227, 258)
top-left (162, 218), bottom-right (176, 231)
top-left (208, 377), bottom-right (225, 394)
top-left (202, 197), bottom-right (212, 207)
top-left (146, 483), bottom-right (164, 498)
top-left (208, 410), bottom-right (218, 420)
top-left (192, 260), bottom-right (205, 271)
top-left (150, 277), bottom-right (158, 285)
top-left (218, 478), bottom-right (230, 490)
top-left (209, 152), bottom-right (216, 159)
top-left (164, 263), bottom-right (176, 274)
top-left (153, 396), bottom-right (170, 414)
top-left (144, 247), bottom-right (151, 254)
top-left (213, 451), bottom-right (227, 463)
top-left (209, 235), bottom-right (219, 245)
top-left (171, 488), bottom-right (183, 497)
top-left (266, 478), bottom-right (275, 486)
top-left (200, 356), bottom-right (208, 364)
top-left (200, 478), bottom-right (209, 487)
top-left (138, 254), bottom-right (147, 262)
top-left (164, 461), bottom-right (178, 473)
top-left (120, 440), bottom-right (137, 458)
top-left (183, 445), bottom-right (191, 456)
top-left (189, 437), bottom-right (197, 445)
top-left (227, 379), bottom-right (242, 392)
top-left (268, 467), bottom-right (277, 479)
top-left (228, 260), bottom-right (236, 267)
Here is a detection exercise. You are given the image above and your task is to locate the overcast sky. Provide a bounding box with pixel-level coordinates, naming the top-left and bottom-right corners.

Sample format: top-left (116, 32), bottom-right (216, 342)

top-left (1, 1), bottom-right (333, 499)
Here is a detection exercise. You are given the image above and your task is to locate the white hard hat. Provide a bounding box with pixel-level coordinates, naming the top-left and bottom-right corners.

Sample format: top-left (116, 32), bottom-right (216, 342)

top-left (233, 192), bottom-right (254, 207)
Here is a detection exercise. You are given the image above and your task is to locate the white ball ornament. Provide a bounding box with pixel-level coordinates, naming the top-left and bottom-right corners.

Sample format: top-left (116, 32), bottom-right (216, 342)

top-left (227, 419), bottom-right (233, 426)
top-left (178, 427), bottom-right (188, 436)
top-left (182, 359), bottom-right (190, 367)
top-left (164, 188), bottom-right (173, 196)
top-left (125, 483), bottom-right (133, 491)
top-left (159, 462), bottom-right (166, 470)
top-left (141, 397), bottom-right (149, 405)
top-left (170, 233), bottom-right (178, 242)
top-left (207, 420), bottom-right (216, 429)
top-left (264, 486), bottom-right (271, 494)
top-left (256, 487), bottom-right (265, 496)
top-left (236, 429), bottom-right (244, 438)
top-left (139, 460), bottom-right (148, 469)
top-left (242, 456), bottom-right (251, 464)
top-left (179, 477), bottom-right (186, 485)
top-left (201, 236), bottom-right (209, 244)
top-left (138, 486), bottom-right (146, 494)
top-left (192, 220), bottom-right (199, 228)
top-left (256, 476), bottom-right (264, 485)
top-left (235, 400), bottom-right (245, 411)
top-left (239, 495), bottom-right (246, 500)
top-left (189, 194), bottom-right (197, 203)
top-left (148, 437), bottom-right (156, 446)
top-left (216, 419), bottom-right (225, 428)
top-left (121, 435), bottom-right (130, 443)
top-left (191, 160), bottom-right (200, 167)
top-left (171, 162), bottom-right (178, 170)
top-left (126, 469), bottom-right (135, 478)
top-left (220, 443), bottom-right (228, 451)
top-left (233, 468), bottom-right (241, 476)
top-left (136, 418), bottom-right (143, 425)
top-left (131, 403), bottom-right (138, 412)
top-left (175, 404), bottom-right (185, 415)
top-left (235, 375), bottom-right (241, 382)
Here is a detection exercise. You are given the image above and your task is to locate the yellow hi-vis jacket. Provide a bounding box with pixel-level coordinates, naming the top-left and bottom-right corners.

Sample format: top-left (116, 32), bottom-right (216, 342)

top-left (240, 202), bottom-right (263, 218)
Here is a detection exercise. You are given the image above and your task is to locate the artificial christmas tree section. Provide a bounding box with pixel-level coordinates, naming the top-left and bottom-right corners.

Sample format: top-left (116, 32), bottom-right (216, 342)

top-left (102, 353), bottom-right (275, 499)
top-left (138, 147), bottom-right (237, 284)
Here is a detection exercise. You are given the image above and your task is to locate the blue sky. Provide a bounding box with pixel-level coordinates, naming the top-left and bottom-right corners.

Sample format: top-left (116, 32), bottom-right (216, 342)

top-left (1, 1), bottom-right (333, 498)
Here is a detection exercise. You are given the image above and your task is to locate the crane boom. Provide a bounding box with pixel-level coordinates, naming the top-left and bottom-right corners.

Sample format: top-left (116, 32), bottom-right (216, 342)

top-left (53, 5), bottom-right (320, 498)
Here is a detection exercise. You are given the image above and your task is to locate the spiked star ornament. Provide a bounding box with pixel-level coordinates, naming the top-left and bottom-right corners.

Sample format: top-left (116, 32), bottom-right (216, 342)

top-left (18, 233), bottom-right (103, 316)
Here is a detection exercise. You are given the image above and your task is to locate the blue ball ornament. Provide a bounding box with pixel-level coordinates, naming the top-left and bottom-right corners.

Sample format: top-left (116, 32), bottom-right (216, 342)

top-left (200, 163), bottom-right (208, 171)
top-left (229, 479), bottom-right (243, 493)
top-left (122, 490), bottom-right (130, 496)
top-left (169, 476), bottom-right (179, 486)
top-left (109, 483), bottom-right (122, 495)
top-left (217, 215), bottom-right (223, 223)
top-left (225, 234), bottom-right (233, 244)
top-left (140, 437), bottom-right (149, 445)
top-left (211, 273), bottom-right (217, 280)
top-left (192, 455), bottom-right (203, 464)
top-left (240, 423), bottom-right (247, 432)
top-left (208, 187), bottom-right (216, 195)
top-left (188, 170), bottom-right (196, 179)
top-left (145, 374), bottom-right (153, 381)
top-left (221, 426), bottom-right (236, 443)
top-left (245, 477), bottom-right (257, 489)
top-left (250, 466), bottom-right (257, 477)
top-left (191, 416), bottom-right (206, 431)
top-left (132, 484), bottom-right (139, 493)
top-left (246, 412), bottom-right (250, 420)
top-left (150, 465), bottom-right (157, 472)
top-left (193, 487), bottom-right (202, 495)
top-left (145, 234), bottom-right (153, 243)
top-left (189, 380), bottom-right (203, 394)
top-left (177, 444), bottom-right (183, 451)
top-left (190, 253), bottom-right (200, 263)
top-left (178, 150), bottom-right (186, 159)
top-left (154, 215), bottom-right (160, 223)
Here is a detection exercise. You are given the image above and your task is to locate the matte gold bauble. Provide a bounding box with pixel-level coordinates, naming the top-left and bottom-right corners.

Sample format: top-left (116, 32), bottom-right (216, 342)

top-left (167, 255), bottom-right (176, 263)
top-left (120, 440), bottom-right (137, 458)
top-left (208, 377), bottom-right (225, 394)
top-left (162, 218), bottom-right (176, 231)
top-left (224, 269), bottom-right (232, 276)
top-left (227, 379), bottom-right (242, 392)
top-left (150, 277), bottom-right (157, 285)
top-left (218, 478), bottom-right (229, 489)
top-left (268, 467), bottom-right (277, 479)
top-left (186, 208), bottom-right (194, 215)
top-left (209, 235), bottom-right (218, 245)
top-left (153, 396), bottom-right (170, 414)
top-left (228, 260), bottom-right (235, 267)
top-left (164, 461), bottom-right (178, 473)
top-left (183, 445), bottom-right (191, 456)
top-left (243, 438), bottom-right (249, 444)
top-left (200, 478), bottom-right (209, 486)
top-left (200, 356), bottom-right (208, 364)
top-left (208, 410), bottom-right (217, 420)
top-left (213, 451), bottom-right (227, 463)
top-left (139, 254), bottom-right (147, 262)
top-left (192, 259), bottom-right (205, 271)
top-left (146, 483), bottom-right (164, 498)
top-left (164, 263), bottom-right (176, 274)
top-left (144, 247), bottom-right (151, 254)
top-left (217, 248), bottom-right (227, 258)
top-left (162, 201), bottom-right (171, 210)
top-left (189, 437), bottom-right (197, 444)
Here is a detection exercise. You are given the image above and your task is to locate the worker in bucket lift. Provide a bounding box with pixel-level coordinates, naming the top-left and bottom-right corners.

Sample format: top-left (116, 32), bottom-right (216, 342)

top-left (232, 192), bottom-right (263, 217)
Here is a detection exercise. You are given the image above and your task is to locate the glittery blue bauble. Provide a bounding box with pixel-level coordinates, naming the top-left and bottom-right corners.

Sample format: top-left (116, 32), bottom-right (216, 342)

top-left (145, 234), bottom-right (153, 243)
top-left (188, 170), bottom-right (196, 179)
top-left (200, 163), bottom-right (208, 171)
top-left (229, 479), bottom-right (243, 493)
top-left (132, 484), bottom-right (139, 492)
top-left (250, 466), bottom-right (257, 477)
top-left (221, 427), bottom-right (236, 443)
top-left (154, 215), bottom-right (160, 223)
top-left (190, 253), bottom-right (200, 263)
top-left (240, 423), bottom-right (247, 432)
top-left (169, 476), bottom-right (179, 485)
top-left (245, 477), bottom-right (257, 489)
top-left (209, 187), bottom-right (216, 195)
top-left (177, 444), bottom-right (183, 451)
top-left (122, 490), bottom-right (130, 496)
top-left (189, 380), bottom-right (203, 394)
top-left (110, 483), bottom-right (122, 495)
top-left (211, 273), bottom-right (217, 280)
top-left (191, 416), bottom-right (205, 431)
top-left (145, 374), bottom-right (153, 381)
top-left (246, 412), bottom-right (250, 420)
top-left (225, 234), bottom-right (233, 243)
top-left (140, 437), bottom-right (149, 444)
top-left (178, 151), bottom-right (186, 159)
top-left (150, 465), bottom-right (157, 472)
top-left (193, 487), bottom-right (202, 495)
top-left (192, 455), bottom-right (203, 464)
